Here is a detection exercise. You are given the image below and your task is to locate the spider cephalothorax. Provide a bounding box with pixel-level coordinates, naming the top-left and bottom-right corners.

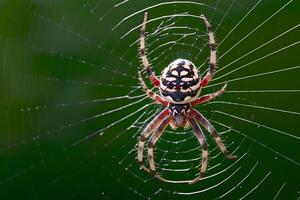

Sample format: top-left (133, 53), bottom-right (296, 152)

top-left (137, 12), bottom-right (236, 184)
top-left (160, 59), bottom-right (201, 104)
top-left (169, 103), bottom-right (191, 129)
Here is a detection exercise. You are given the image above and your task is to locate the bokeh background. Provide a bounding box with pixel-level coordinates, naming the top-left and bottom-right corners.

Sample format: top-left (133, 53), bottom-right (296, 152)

top-left (0, 0), bottom-right (299, 199)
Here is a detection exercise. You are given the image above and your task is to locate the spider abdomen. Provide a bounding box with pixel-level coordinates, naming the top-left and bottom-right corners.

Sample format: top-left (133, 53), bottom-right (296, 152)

top-left (160, 59), bottom-right (201, 104)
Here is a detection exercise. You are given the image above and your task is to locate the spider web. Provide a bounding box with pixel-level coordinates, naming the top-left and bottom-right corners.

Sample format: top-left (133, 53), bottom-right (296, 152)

top-left (0, 0), bottom-right (299, 199)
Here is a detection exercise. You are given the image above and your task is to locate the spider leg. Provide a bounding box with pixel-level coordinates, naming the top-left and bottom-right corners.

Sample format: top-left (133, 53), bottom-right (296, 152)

top-left (191, 83), bottom-right (227, 106)
top-left (188, 116), bottom-right (208, 184)
top-left (148, 116), bottom-right (171, 182)
top-left (138, 71), bottom-right (168, 106)
top-left (140, 12), bottom-right (160, 88)
top-left (190, 109), bottom-right (237, 160)
top-left (200, 14), bottom-right (217, 87)
top-left (138, 109), bottom-right (169, 173)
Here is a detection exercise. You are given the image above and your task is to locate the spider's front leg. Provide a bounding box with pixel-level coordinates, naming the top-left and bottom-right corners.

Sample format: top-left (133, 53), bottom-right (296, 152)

top-left (147, 116), bottom-right (171, 182)
top-left (188, 116), bottom-right (208, 184)
top-left (138, 109), bottom-right (169, 173)
top-left (190, 109), bottom-right (237, 160)
top-left (140, 12), bottom-right (160, 88)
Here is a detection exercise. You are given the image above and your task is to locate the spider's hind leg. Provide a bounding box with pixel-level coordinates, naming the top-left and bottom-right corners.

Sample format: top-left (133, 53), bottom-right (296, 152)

top-left (200, 14), bottom-right (217, 87)
top-left (139, 12), bottom-right (160, 88)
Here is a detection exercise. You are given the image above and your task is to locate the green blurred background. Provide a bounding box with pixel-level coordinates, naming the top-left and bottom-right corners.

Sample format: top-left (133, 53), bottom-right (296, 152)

top-left (0, 0), bottom-right (299, 199)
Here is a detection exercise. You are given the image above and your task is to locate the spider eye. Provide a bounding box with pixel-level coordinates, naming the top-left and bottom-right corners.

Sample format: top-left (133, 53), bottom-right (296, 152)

top-left (172, 110), bottom-right (178, 115)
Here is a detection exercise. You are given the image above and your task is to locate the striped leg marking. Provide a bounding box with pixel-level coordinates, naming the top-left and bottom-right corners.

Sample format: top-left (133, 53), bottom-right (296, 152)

top-left (200, 14), bottom-right (217, 87)
top-left (138, 71), bottom-right (168, 106)
top-left (191, 83), bottom-right (227, 106)
top-left (189, 116), bottom-right (208, 184)
top-left (148, 116), bottom-right (171, 182)
top-left (140, 12), bottom-right (160, 88)
top-left (190, 109), bottom-right (237, 160)
top-left (138, 109), bottom-right (169, 173)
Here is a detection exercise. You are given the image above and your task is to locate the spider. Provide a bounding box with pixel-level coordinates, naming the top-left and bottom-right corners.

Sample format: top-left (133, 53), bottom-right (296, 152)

top-left (137, 12), bottom-right (237, 184)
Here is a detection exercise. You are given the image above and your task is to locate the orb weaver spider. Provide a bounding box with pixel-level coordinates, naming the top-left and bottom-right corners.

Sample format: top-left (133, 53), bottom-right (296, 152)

top-left (137, 12), bottom-right (237, 184)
